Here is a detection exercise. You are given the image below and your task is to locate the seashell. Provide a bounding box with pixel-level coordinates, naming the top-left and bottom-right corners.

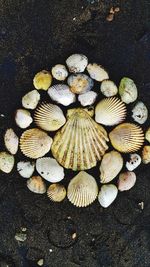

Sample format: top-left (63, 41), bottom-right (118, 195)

top-left (67, 74), bottom-right (94, 94)
top-left (47, 184), bottom-right (66, 202)
top-left (132, 101), bottom-right (148, 124)
top-left (100, 150), bottom-right (123, 183)
top-left (67, 171), bottom-right (98, 207)
top-left (78, 91), bottom-right (97, 106)
top-left (95, 97), bottom-right (127, 126)
top-left (15, 109), bottom-right (33, 129)
top-left (0, 152), bottom-right (15, 173)
top-left (17, 161), bottom-right (35, 178)
top-left (118, 171), bottom-right (136, 191)
top-left (142, 146), bottom-right (150, 164)
top-left (119, 77), bottom-right (138, 104)
top-left (66, 54), bottom-right (88, 73)
top-left (126, 153), bottom-right (141, 171)
top-left (51, 108), bottom-right (109, 171)
top-left (109, 123), bottom-right (144, 153)
top-left (20, 128), bottom-right (53, 159)
top-left (100, 79), bottom-right (118, 97)
top-left (22, 90), bottom-right (40, 110)
top-left (145, 128), bottom-right (150, 143)
top-left (34, 103), bottom-right (66, 131)
top-left (98, 184), bottom-right (118, 208)
top-left (27, 176), bottom-right (46, 194)
top-left (33, 70), bottom-right (52, 90)
top-left (87, 63), bottom-right (109, 82)
top-left (36, 157), bottom-right (64, 182)
top-left (48, 84), bottom-right (76, 106)
top-left (4, 128), bottom-right (19, 155)
top-left (51, 64), bottom-right (68, 80)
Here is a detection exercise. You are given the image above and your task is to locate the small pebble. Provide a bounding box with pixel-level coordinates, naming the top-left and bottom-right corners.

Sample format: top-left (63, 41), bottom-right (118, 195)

top-left (72, 232), bottom-right (77, 239)
top-left (49, 249), bottom-right (53, 253)
top-left (21, 227), bottom-right (27, 232)
top-left (15, 233), bottom-right (27, 242)
top-left (37, 259), bottom-right (44, 266)
top-left (138, 202), bottom-right (144, 210)
top-left (106, 13), bottom-right (114, 21)
top-left (114, 7), bottom-right (120, 13)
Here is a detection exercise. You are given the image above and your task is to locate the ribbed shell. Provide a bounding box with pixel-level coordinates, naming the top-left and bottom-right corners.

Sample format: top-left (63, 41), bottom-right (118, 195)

top-left (95, 97), bottom-right (127, 126)
top-left (47, 184), bottom-right (66, 202)
top-left (67, 171), bottom-right (98, 207)
top-left (51, 108), bottom-right (109, 171)
top-left (109, 123), bottom-right (144, 153)
top-left (27, 176), bottom-right (46, 194)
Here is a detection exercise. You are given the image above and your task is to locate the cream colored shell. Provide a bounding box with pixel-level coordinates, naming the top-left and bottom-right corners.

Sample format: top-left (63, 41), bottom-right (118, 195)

top-left (22, 90), bottom-right (40, 109)
top-left (100, 80), bottom-right (118, 97)
top-left (27, 176), bottom-right (46, 194)
top-left (0, 152), bottom-right (15, 173)
top-left (98, 184), bottom-right (118, 208)
top-left (87, 63), bottom-right (109, 82)
top-left (4, 128), bottom-right (19, 155)
top-left (15, 109), bottom-right (33, 129)
top-left (119, 77), bottom-right (137, 104)
top-left (66, 54), bottom-right (88, 73)
top-left (47, 184), bottom-right (66, 202)
top-left (145, 128), bottom-right (150, 143)
top-left (118, 171), bottom-right (136, 191)
top-left (142, 146), bottom-right (150, 164)
top-left (51, 64), bottom-right (68, 81)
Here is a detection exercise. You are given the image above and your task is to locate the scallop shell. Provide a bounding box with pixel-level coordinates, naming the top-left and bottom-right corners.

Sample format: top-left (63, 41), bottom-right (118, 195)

top-left (132, 101), bottom-right (148, 124)
top-left (78, 91), bottom-right (97, 106)
top-left (142, 146), bottom-right (150, 164)
top-left (51, 108), bottom-right (109, 171)
top-left (33, 70), bottom-right (52, 90)
top-left (0, 152), bottom-right (15, 173)
top-left (100, 80), bottom-right (118, 97)
top-left (87, 63), bottom-right (109, 82)
top-left (48, 84), bottom-right (76, 106)
top-left (98, 184), bottom-right (118, 208)
top-left (15, 109), bottom-right (33, 129)
top-left (119, 77), bottom-right (138, 104)
top-left (95, 97), bottom-right (127, 126)
top-left (27, 176), bottom-right (46, 194)
top-left (20, 128), bottom-right (53, 159)
top-left (22, 90), bottom-right (40, 110)
top-left (126, 153), bottom-right (141, 171)
top-left (66, 54), bottom-right (88, 73)
top-left (4, 128), bottom-right (19, 155)
top-left (145, 128), bottom-right (150, 143)
top-left (118, 171), bottom-right (136, 191)
top-left (51, 64), bottom-right (68, 80)
top-left (100, 150), bottom-right (123, 183)
top-left (34, 103), bottom-right (66, 131)
top-left (67, 74), bottom-right (94, 94)
top-left (47, 184), bottom-right (66, 202)
top-left (17, 161), bottom-right (35, 178)
top-left (67, 171), bottom-right (98, 207)
top-left (109, 123), bottom-right (144, 153)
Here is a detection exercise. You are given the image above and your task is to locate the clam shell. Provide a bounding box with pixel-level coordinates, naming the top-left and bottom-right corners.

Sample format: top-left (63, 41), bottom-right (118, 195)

top-left (126, 153), bottom-right (141, 171)
top-left (67, 171), bottom-right (98, 207)
top-left (145, 128), bottom-right (150, 143)
top-left (119, 77), bottom-right (138, 104)
top-left (48, 84), bottom-right (76, 106)
top-left (51, 64), bottom-right (68, 80)
top-left (109, 123), bottom-right (144, 153)
top-left (0, 152), bottom-right (15, 173)
top-left (100, 150), bottom-right (123, 183)
top-left (66, 54), bottom-right (88, 73)
top-left (95, 97), bottom-right (127, 126)
top-left (118, 171), bottom-right (136, 191)
top-left (98, 184), bottom-right (118, 208)
top-left (22, 90), bottom-right (40, 110)
top-left (132, 101), bottom-right (148, 124)
top-left (78, 91), bottom-right (97, 106)
top-left (100, 80), bottom-right (118, 97)
top-left (47, 184), bottom-right (66, 202)
top-left (36, 157), bottom-right (64, 182)
top-left (20, 128), bottom-right (52, 159)
top-left (33, 70), bottom-right (52, 90)
top-left (15, 109), bottom-right (33, 129)
top-left (67, 74), bottom-right (94, 94)
top-left (27, 176), bottom-right (46, 194)
top-left (34, 103), bottom-right (66, 131)
top-left (17, 161), bottom-right (35, 178)
top-left (142, 146), bottom-right (150, 164)
top-left (51, 108), bottom-right (109, 171)
top-left (4, 128), bottom-right (19, 155)
top-left (87, 63), bottom-right (109, 82)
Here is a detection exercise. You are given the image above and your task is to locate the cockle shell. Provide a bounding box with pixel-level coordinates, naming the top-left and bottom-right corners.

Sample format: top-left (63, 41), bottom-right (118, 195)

top-left (67, 74), bottom-right (94, 94)
top-left (51, 64), bottom-right (68, 80)
top-left (98, 184), bottom-right (118, 208)
top-left (34, 103), bottom-right (66, 131)
top-left (145, 128), bottom-right (150, 143)
top-left (100, 151), bottom-right (123, 183)
top-left (109, 123), bottom-right (144, 153)
top-left (36, 157), bottom-right (65, 182)
top-left (22, 90), bottom-right (40, 110)
top-left (67, 171), bottom-right (98, 207)
top-left (100, 80), bottom-right (118, 97)
top-left (118, 171), bottom-right (136, 191)
top-left (66, 54), bottom-right (88, 73)
top-left (47, 184), bottom-right (66, 202)
top-left (142, 146), bottom-right (150, 164)
top-left (17, 161), bottom-right (35, 178)
top-left (78, 91), bottom-right (97, 106)
top-left (4, 128), bottom-right (19, 155)
top-left (95, 97), bottom-right (127, 126)
top-left (20, 128), bottom-right (53, 159)
top-left (119, 77), bottom-right (138, 104)
top-left (51, 108), bottom-right (109, 171)
top-left (0, 152), bottom-right (15, 173)
top-left (87, 63), bottom-right (109, 82)
top-left (27, 176), bottom-right (46, 194)
top-left (132, 101), bottom-right (148, 124)
top-left (126, 153), bottom-right (141, 171)
top-left (33, 70), bottom-right (52, 90)
top-left (48, 84), bottom-right (76, 106)
top-left (15, 109), bottom-right (33, 129)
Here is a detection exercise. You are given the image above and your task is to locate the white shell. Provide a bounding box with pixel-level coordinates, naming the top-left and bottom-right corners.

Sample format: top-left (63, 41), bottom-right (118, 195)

top-left (132, 102), bottom-right (148, 124)
top-left (36, 157), bottom-right (64, 182)
top-left (17, 161), bottom-right (35, 178)
top-left (51, 64), bottom-right (68, 80)
top-left (126, 153), bottom-right (141, 171)
top-left (0, 152), bottom-right (15, 173)
top-left (4, 128), bottom-right (19, 155)
top-left (87, 63), bottom-right (109, 82)
top-left (100, 80), bottom-right (118, 97)
top-left (119, 77), bottom-right (138, 104)
top-left (145, 128), bottom-right (150, 143)
top-left (15, 109), bottom-right (33, 129)
top-left (27, 176), bottom-right (46, 194)
top-left (66, 54), bottom-right (88, 73)
top-left (22, 90), bottom-right (40, 110)
top-left (98, 184), bottom-right (118, 208)
top-left (67, 74), bottom-right (94, 94)
top-left (78, 91), bottom-right (97, 106)
top-left (118, 171), bottom-right (136, 191)
top-left (48, 84), bottom-right (76, 106)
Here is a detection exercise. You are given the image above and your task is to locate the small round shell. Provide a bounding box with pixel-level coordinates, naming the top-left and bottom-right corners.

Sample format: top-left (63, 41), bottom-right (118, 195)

top-left (33, 70), bottom-right (52, 90)
top-left (47, 184), bottom-right (66, 202)
top-left (4, 128), bottom-right (19, 155)
top-left (132, 101), bottom-right (148, 124)
top-left (145, 128), bottom-right (150, 143)
top-left (87, 63), bottom-right (109, 82)
top-left (118, 171), bottom-right (136, 191)
top-left (119, 77), bottom-right (138, 104)
top-left (66, 54), bottom-right (88, 73)
top-left (0, 152), bottom-right (15, 173)
top-left (22, 90), bottom-right (40, 110)
top-left (67, 74), bottom-right (94, 94)
top-left (78, 91), bottom-right (97, 106)
top-left (17, 161), bottom-right (35, 178)
top-left (126, 153), bottom-right (141, 171)
top-left (27, 176), bottom-right (46, 194)
top-left (15, 109), bottom-right (33, 129)
top-left (98, 184), bottom-right (118, 208)
top-left (48, 84), bottom-right (76, 106)
top-left (142, 146), bottom-right (150, 164)
top-left (51, 64), bottom-right (68, 81)
top-left (100, 80), bottom-right (118, 97)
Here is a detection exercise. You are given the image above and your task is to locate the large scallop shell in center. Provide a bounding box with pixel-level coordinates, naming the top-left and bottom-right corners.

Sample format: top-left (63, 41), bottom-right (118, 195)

top-left (51, 108), bottom-right (109, 171)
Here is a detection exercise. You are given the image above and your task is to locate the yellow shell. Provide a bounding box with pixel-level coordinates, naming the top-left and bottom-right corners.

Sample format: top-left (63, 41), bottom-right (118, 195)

top-left (27, 176), bottom-right (46, 194)
top-left (109, 123), bottom-right (144, 153)
top-left (20, 128), bottom-right (53, 159)
top-left (33, 70), bottom-right (52, 90)
top-left (142, 146), bottom-right (150, 164)
top-left (67, 171), bottom-right (98, 207)
top-left (47, 184), bottom-right (66, 202)
top-left (51, 108), bottom-right (109, 171)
